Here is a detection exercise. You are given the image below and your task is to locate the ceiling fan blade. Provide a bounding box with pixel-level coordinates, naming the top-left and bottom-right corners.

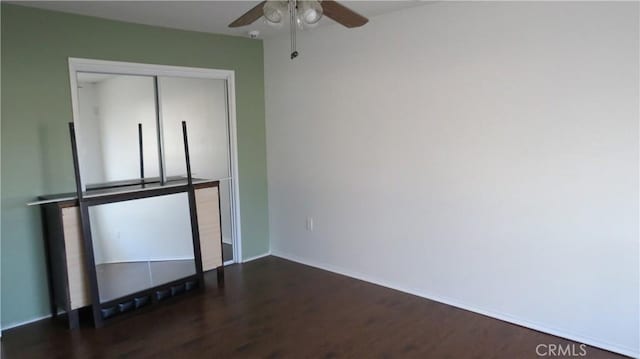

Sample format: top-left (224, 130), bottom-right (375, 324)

top-left (321, 0), bottom-right (368, 28)
top-left (229, 1), bottom-right (267, 28)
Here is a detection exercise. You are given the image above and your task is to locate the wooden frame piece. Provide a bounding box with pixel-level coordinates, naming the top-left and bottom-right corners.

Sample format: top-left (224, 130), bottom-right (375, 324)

top-left (68, 122), bottom-right (207, 328)
top-left (38, 180), bottom-right (224, 329)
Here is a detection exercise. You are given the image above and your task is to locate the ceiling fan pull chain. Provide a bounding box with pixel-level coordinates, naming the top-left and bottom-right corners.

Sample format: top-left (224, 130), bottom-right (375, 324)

top-left (289, 0), bottom-right (298, 59)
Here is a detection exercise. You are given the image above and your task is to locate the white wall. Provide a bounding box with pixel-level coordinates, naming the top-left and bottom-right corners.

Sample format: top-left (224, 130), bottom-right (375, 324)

top-left (264, 2), bottom-right (639, 356)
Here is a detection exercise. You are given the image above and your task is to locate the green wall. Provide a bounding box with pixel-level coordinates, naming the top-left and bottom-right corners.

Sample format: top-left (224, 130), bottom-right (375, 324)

top-left (0, 4), bottom-right (270, 328)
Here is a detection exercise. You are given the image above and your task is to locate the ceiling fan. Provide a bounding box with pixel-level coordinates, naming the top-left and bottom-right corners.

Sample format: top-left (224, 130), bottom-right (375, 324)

top-left (229, 0), bottom-right (368, 59)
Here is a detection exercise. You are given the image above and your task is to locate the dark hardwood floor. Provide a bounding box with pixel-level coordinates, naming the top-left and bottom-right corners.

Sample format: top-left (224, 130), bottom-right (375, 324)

top-left (1, 256), bottom-right (625, 358)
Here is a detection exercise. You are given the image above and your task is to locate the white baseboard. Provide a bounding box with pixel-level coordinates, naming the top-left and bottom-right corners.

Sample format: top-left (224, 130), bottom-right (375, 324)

top-left (241, 251), bottom-right (271, 263)
top-left (271, 250), bottom-right (639, 358)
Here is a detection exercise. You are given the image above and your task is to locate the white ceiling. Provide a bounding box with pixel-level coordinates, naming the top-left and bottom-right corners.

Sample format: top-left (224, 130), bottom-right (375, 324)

top-left (14, 1), bottom-right (430, 39)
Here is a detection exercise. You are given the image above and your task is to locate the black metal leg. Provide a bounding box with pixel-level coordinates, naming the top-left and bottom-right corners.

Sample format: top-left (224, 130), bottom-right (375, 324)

top-left (67, 309), bottom-right (79, 329)
top-left (217, 266), bottom-right (225, 288)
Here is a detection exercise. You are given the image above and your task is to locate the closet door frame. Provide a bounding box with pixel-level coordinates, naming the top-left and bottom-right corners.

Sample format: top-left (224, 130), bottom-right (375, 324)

top-left (68, 57), bottom-right (243, 263)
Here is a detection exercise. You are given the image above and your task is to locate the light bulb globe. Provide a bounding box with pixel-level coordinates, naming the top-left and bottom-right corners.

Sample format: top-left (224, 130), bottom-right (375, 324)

top-left (298, 0), bottom-right (323, 25)
top-left (263, 1), bottom-right (288, 24)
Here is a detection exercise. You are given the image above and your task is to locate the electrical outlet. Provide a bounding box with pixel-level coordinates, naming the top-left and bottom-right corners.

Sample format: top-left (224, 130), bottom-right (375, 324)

top-left (306, 217), bottom-right (314, 232)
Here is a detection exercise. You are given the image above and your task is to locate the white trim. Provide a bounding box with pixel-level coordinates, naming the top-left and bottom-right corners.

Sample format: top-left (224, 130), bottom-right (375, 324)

top-left (68, 59), bottom-right (81, 185)
top-left (69, 58), bottom-right (235, 80)
top-left (226, 72), bottom-right (243, 264)
top-left (271, 250), bottom-right (639, 358)
top-left (67, 57), bottom-right (242, 265)
top-left (241, 252), bottom-right (271, 263)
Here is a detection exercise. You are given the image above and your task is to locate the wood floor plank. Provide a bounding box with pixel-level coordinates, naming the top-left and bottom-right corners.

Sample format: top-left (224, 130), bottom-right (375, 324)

top-left (1, 256), bottom-right (625, 358)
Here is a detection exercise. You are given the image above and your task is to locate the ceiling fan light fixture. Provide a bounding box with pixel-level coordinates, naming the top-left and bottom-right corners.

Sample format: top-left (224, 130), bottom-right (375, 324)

top-left (298, 0), bottom-right (323, 25)
top-left (229, 0), bottom-right (369, 59)
top-left (263, 0), bottom-right (288, 24)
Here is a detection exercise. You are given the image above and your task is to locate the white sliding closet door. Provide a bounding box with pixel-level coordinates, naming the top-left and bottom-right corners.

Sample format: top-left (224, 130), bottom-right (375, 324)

top-left (157, 77), bottom-right (230, 181)
top-left (76, 73), bottom-right (160, 187)
top-left (158, 77), bottom-right (235, 256)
